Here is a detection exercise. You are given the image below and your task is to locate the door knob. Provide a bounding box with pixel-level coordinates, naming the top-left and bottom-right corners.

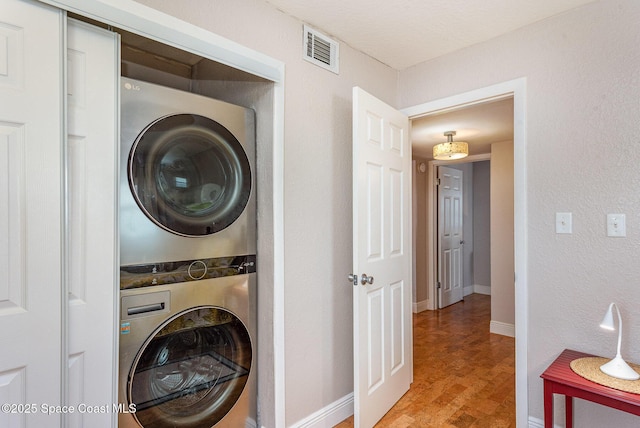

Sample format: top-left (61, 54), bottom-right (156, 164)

top-left (360, 274), bottom-right (374, 285)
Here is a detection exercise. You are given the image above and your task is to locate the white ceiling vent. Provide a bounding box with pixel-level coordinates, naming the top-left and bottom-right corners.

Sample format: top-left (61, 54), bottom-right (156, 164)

top-left (303, 25), bottom-right (339, 74)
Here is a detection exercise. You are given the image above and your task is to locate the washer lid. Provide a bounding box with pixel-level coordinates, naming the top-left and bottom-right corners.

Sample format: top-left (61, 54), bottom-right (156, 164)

top-left (128, 113), bottom-right (252, 237)
top-left (128, 306), bottom-right (251, 428)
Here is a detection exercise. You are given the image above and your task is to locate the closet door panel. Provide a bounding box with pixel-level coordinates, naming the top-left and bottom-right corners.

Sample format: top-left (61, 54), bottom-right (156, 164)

top-left (0, 0), bottom-right (63, 426)
top-left (66, 18), bottom-right (119, 428)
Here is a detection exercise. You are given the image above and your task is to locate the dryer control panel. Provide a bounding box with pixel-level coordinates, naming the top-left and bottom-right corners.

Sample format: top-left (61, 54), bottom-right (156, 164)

top-left (119, 254), bottom-right (256, 290)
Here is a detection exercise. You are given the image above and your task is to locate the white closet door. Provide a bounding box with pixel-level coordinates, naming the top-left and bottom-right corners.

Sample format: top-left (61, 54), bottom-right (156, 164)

top-left (0, 0), bottom-right (63, 427)
top-left (66, 18), bottom-right (118, 428)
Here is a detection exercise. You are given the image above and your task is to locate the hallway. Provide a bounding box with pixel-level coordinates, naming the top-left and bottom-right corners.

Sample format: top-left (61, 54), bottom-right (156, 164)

top-left (336, 293), bottom-right (515, 427)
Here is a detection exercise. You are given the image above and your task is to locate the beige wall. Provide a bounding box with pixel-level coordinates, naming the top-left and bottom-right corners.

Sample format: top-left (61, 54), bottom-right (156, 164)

top-left (133, 0), bottom-right (640, 426)
top-left (473, 161), bottom-right (491, 289)
top-left (490, 141), bottom-right (515, 326)
top-left (133, 0), bottom-right (398, 425)
top-left (400, 0), bottom-right (640, 425)
top-left (413, 157), bottom-right (430, 306)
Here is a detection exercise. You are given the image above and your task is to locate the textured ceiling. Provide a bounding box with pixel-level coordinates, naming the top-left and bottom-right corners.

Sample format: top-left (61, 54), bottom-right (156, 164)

top-left (265, 0), bottom-right (597, 70)
top-left (264, 0), bottom-right (596, 159)
top-left (411, 98), bottom-right (514, 159)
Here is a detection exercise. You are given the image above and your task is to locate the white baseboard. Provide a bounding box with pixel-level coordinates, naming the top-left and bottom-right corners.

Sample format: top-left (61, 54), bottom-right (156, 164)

top-left (473, 284), bottom-right (491, 295)
top-left (413, 285), bottom-right (490, 312)
top-left (290, 393), bottom-right (353, 428)
top-left (490, 320), bottom-right (515, 337)
top-left (527, 416), bottom-right (563, 428)
top-left (528, 415), bottom-right (563, 428)
top-left (413, 299), bottom-right (431, 313)
top-left (464, 285), bottom-right (491, 296)
top-left (528, 416), bottom-right (544, 428)
top-left (287, 394), bottom-right (546, 428)
top-left (287, 392), bottom-right (546, 428)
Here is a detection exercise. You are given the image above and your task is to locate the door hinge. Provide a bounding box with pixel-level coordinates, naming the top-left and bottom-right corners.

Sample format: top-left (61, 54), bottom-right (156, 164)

top-left (437, 281), bottom-right (441, 289)
top-left (436, 178), bottom-right (441, 186)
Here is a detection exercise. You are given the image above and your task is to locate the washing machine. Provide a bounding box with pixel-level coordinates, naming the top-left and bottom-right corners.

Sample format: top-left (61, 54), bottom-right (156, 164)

top-left (118, 259), bottom-right (256, 428)
top-left (118, 77), bottom-right (257, 427)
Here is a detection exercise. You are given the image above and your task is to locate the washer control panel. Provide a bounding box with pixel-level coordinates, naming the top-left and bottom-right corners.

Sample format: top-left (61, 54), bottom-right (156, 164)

top-left (120, 254), bottom-right (256, 290)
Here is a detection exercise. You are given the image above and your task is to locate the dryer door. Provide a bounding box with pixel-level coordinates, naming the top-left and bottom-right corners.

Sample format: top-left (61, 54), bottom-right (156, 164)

top-left (128, 113), bottom-right (252, 237)
top-left (128, 307), bottom-right (252, 428)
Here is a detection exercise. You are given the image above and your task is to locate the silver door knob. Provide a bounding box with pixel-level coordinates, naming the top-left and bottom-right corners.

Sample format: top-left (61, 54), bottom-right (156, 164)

top-left (360, 274), bottom-right (374, 285)
top-left (348, 273), bottom-right (358, 285)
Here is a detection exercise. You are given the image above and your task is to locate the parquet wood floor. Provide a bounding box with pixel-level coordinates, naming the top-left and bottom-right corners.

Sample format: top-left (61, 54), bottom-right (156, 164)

top-left (334, 293), bottom-right (515, 427)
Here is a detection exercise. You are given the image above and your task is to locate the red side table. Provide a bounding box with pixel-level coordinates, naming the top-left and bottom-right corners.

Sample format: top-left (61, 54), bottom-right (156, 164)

top-left (540, 349), bottom-right (640, 427)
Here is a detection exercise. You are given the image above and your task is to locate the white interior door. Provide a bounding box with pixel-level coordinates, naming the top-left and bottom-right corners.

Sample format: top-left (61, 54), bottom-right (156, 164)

top-left (0, 0), bottom-right (63, 426)
top-left (66, 19), bottom-right (118, 428)
top-left (437, 165), bottom-right (464, 308)
top-left (352, 87), bottom-right (412, 428)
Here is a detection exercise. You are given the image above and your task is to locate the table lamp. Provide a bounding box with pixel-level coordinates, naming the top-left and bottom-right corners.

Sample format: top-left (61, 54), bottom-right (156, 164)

top-left (599, 302), bottom-right (640, 380)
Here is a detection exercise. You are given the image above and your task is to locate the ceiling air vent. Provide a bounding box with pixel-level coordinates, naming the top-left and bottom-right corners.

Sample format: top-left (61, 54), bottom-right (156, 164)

top-left (303, 25), bottom-right (339, 74)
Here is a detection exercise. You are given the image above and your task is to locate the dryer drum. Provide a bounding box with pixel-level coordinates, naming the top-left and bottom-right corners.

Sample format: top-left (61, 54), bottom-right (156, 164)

top-left (128, 306), bottom-right (252, 428)
top-left (128, 114), bottom-right (252, 237)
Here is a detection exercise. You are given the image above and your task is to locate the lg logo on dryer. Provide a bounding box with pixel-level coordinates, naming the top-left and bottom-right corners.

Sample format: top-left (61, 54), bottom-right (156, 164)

top-left (124, 82), bottom-right (141, 91)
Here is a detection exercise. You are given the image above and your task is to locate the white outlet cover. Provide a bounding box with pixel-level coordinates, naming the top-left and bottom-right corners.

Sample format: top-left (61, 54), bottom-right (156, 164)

top-left (607, 213), bottom-right (626, 237)
top-left (556, 212), bottom-right (572, 234)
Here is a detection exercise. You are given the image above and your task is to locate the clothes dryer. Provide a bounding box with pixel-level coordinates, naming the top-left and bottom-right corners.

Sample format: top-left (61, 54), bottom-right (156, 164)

top-left (120, 77), bottom-right (256, 266)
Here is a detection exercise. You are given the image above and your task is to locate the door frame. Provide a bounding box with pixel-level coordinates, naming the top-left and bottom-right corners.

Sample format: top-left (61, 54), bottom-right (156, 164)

top-left (38, 1), bottom-right (287, 426)
top-left (435, 164), bottom-right (467, 309)
top-left (432, 154), bottom-right (491, 309)
top-left (402, 77), bottom-right (527, 427)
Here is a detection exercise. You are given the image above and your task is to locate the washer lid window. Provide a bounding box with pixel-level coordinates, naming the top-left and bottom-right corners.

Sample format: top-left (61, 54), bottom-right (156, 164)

top-left (128, 306), bottom-right (252, 428)
top-left (129, 114), bottom-right (252, 237)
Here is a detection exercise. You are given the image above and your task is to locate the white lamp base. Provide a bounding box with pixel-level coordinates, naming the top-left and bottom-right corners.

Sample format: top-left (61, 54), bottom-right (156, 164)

top-left (600, 355), bottom-right (640, 380)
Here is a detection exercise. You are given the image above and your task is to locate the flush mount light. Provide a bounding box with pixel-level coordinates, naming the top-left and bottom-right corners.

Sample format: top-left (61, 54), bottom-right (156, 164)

top-left (433, 131), bottom-right (469, 160)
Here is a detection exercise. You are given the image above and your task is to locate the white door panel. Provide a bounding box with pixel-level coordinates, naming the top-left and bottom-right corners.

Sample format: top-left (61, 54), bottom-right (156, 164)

top-left (353, 87), bottom-right (411, 428)
top-left (66, 19), bottom-right (118, 428)
top-left (438, 166), bottom-right (463, 308)
top-left (0, 0), bottom-right (63, 426)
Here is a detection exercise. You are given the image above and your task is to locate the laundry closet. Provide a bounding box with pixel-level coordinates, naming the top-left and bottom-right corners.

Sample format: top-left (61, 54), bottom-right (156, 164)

top-left (0, 1), bottom-right (279, 427)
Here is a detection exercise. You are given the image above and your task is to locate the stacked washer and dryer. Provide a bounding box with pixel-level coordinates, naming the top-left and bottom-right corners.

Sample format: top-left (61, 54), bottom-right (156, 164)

top-left (118, 78), bottom-right (257, 428)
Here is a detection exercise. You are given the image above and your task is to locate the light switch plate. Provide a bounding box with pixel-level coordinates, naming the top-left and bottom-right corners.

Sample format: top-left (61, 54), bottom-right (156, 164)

top-left (607, 213), bottom-right (626, 237)
top-left (556, 212), bottom-right (572, 234)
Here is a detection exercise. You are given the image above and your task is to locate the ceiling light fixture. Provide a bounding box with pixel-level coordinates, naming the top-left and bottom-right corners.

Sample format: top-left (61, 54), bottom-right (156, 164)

top-left (433, 131), bottom-right (469, 160)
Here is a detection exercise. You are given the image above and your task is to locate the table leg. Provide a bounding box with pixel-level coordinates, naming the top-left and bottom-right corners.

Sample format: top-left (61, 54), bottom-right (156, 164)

top-left (543, 381), bottom-right (553, 428)
top-left (565, 395), bottom-right (573, 428)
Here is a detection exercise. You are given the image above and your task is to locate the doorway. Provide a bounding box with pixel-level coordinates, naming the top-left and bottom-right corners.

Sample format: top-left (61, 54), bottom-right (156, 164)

top-left (46, 2), bottom-right (287, 426)
top-left (403, 78), bottom-right (527, 426)
top-left (411, 95), bottom-right (513, 311)
top-left (433, 159), bottom-right (491, 309)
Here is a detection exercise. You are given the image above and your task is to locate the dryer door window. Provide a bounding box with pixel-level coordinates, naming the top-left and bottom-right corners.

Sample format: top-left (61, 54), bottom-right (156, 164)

top-left (128, 307), bottom-right (252, 428)
top-left (129, 114), bottom-right (252, 237)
